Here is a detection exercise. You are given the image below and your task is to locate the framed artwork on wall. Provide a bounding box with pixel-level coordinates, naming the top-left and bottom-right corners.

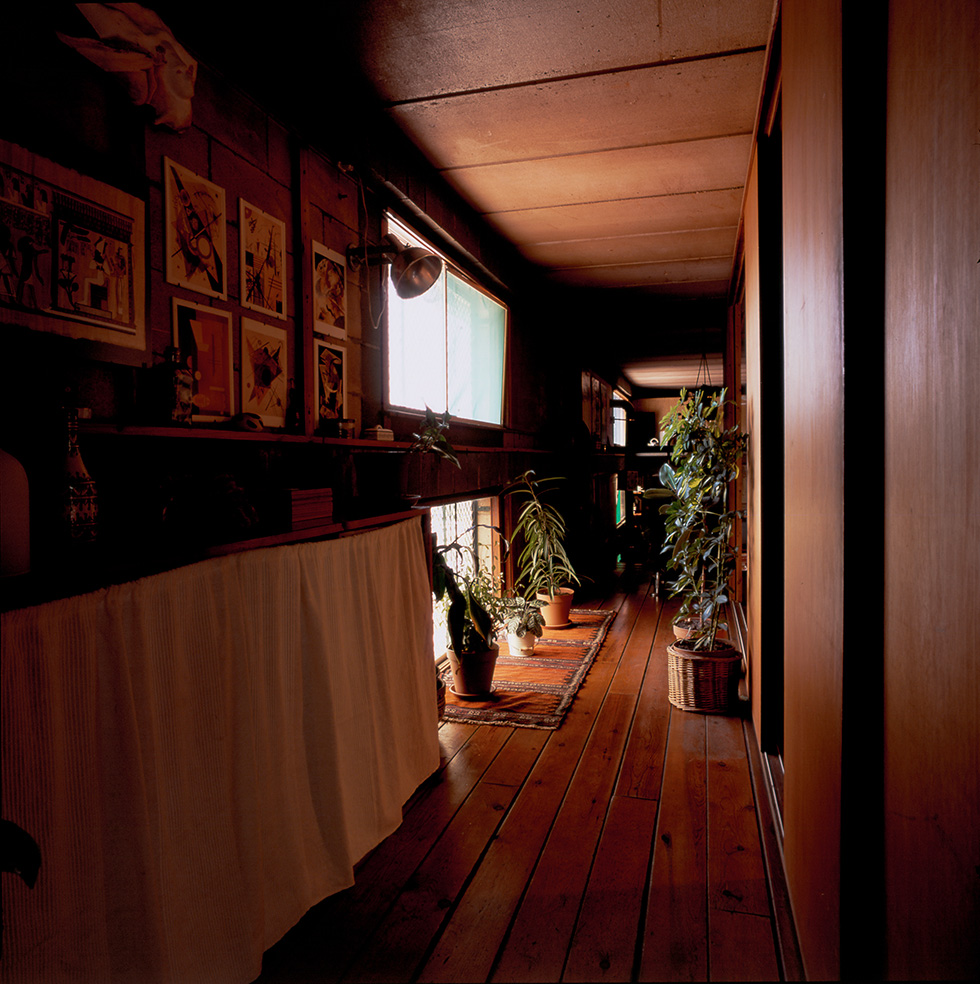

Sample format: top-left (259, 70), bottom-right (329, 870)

top-left (240, 199), bottom-right (286, 320)
top-left (0, 140), bottom-right (145, 353)
top-left (312, 240), bottom-right (346, 339)
top-left (172, 297), bottom-right (234, 422)
top-left (241, 317), bottom-right (287, 428)
top-left (163, 158), bottom-right (227, 300)
top-left (315, 338), bottom-right (346, 430)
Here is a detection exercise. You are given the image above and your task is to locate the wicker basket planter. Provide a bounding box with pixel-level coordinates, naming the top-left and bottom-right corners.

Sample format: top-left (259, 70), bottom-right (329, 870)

top-left (666, 639), bottom-right (742, 714)
top-left (436, 674), bottom-right (447, 720)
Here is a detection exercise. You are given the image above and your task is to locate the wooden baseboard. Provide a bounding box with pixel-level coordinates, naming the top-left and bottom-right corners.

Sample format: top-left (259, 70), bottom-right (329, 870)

top-left (742, 719), bottom-right (806, 981)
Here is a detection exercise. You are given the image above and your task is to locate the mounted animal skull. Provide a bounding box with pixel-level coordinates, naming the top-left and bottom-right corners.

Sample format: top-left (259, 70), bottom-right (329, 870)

top-left (57, 3), bottom-right (197, 132)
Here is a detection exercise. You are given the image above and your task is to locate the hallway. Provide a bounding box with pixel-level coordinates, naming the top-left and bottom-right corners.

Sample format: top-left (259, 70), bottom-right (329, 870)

top-left (255, 574), bottom-right (802, 982)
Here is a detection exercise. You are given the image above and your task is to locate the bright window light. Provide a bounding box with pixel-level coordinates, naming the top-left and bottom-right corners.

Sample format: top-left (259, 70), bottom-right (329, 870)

top-left (386, 215), bottom-right (506, 425)
top-left (612, 390), bottom-right (628, 447)
top-left (430, 497), bottom-right (497, 659)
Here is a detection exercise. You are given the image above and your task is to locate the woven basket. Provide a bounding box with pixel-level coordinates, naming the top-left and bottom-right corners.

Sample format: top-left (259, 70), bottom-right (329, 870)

top-left (436, 675), bottom-right (447, 720)
top-left (666, 640), bottom-right (741, 714)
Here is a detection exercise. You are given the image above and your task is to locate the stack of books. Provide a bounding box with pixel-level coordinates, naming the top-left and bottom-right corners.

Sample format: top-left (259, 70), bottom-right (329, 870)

top-left (283, 488), bottom-right (334, 531)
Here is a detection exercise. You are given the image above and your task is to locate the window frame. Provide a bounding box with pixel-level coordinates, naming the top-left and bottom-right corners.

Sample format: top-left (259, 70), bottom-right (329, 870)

top-left (429, 494), bottom-right (503, 665)
top-left (383, 213), bottom-right (509, 429)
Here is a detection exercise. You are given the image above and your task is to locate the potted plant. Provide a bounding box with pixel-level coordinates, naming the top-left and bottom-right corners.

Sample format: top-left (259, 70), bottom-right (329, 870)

top-left (502, 595), bottom-right (546, 655)
top-left (400, 405), bottom-right (461, 505)
top-left (432, 536), bottom-right (506, 697)
top-left (505, 469), bottom-right (581, 628)
top-left (658, 387), bottom-right (748, 713)
top-left (410, 406), bottom-right (461, 467)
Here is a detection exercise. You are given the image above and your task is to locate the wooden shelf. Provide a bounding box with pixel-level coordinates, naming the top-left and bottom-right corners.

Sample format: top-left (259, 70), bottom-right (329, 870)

top-left (78, 422), bottom-right (543, 455)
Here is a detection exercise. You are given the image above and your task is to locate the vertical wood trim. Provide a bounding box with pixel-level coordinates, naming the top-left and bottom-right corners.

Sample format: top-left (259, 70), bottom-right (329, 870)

top-left (780, 1), bottom-right (845, 978)
top-left (296, 143), bottom-right (314, 437)
top-left (743, 151), bottom-right (766, 741)
top-left (883, 0), bottom-right (980, 978)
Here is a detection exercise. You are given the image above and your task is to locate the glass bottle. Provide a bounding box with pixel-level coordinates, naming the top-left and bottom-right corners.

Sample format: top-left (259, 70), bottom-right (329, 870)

top-left (64, 407), bottom-right (98, 543)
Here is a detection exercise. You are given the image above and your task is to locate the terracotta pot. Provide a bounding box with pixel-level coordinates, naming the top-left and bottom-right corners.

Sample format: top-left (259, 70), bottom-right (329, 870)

top-left (536, 587), bottom-right (574, 628)
top-left (672, 617), bottom-right (702, 641)
top-left (507, 631), bottom-right (536, 655)
top-left (447, 644), bottom-right (499, 697)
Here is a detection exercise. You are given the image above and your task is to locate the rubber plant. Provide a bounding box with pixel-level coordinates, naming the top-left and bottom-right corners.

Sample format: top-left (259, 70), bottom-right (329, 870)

top-left (658, 387), bottom-right (747, 651)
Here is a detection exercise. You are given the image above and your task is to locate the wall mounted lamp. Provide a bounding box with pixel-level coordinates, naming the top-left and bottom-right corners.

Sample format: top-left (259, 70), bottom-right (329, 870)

top-left (347, 235), bottom-right (444, 299)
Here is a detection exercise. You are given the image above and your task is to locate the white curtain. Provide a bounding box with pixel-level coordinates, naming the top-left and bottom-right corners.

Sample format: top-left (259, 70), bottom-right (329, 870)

top-left (1, 517), bottom-right (439, 984)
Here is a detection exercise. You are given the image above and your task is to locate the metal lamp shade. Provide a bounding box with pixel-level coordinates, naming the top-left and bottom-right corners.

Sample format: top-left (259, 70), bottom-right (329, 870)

top-left (391, 247), bottom-right (443, 299)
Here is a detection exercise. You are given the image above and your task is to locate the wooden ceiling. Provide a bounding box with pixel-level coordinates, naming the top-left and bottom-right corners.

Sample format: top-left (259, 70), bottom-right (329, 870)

top-left (347, 0), bottom-right (776, 301)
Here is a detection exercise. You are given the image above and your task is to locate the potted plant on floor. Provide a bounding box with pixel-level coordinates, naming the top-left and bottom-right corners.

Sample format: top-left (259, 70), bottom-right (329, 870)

top-left (502, 594), bottom-right (546, 655)
top-left (432, 537), bottom-right (507, 698)
top-left (506, 470), bottom-right (581, 628)
top-left (658, 387), bottom-right (748, 713)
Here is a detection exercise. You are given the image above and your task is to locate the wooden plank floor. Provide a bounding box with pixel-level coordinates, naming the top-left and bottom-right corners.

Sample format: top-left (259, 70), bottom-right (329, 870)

top-left (254, 572), bottom-right (800, 983)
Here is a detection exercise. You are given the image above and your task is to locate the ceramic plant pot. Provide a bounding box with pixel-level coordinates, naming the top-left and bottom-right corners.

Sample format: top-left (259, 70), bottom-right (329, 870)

top-left (447, 644), bottom-right (499, 698)
top-left (536, 587), bottom-right (574, 628)
top-left (507, 631), bottom-right (536, 655)
top-left (672, 616), bottom-right (703, 641)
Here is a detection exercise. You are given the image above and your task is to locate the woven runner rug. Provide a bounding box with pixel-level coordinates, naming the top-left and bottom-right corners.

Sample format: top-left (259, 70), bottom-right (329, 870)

top-left (440, 608), bottom-right (616, 730)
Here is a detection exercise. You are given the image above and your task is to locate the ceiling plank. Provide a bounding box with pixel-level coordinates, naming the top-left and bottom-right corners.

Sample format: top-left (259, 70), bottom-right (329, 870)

top-left (356, 0), bottom-right (774, 102)
top-left (386, 52), bottom-right (766, 167)
top-left (441, 134), bottom-right (753, 213)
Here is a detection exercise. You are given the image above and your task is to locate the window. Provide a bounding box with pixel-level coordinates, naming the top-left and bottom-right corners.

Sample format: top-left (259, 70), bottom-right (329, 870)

top-left (430, 496), bottom-right (497, 660)
top-left (386, 214), bottom-right (507, 425)
top-left (612, 389), bottom-right (629, 447)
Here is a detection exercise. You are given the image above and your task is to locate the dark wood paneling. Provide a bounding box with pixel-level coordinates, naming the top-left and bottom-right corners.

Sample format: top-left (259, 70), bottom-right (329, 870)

top-left (883, 0), bottom-right (980, 978)
top-left (780, 1), bottom-right (846, 978)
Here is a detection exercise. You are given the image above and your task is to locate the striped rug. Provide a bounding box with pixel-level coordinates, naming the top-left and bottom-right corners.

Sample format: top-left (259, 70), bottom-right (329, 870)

top-left (440, 608), bottom-right (616, 730)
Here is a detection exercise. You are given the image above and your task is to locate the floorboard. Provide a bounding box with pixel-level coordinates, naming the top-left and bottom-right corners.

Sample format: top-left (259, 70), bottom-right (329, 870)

top-left (254, 573), bottom-right (798, 983)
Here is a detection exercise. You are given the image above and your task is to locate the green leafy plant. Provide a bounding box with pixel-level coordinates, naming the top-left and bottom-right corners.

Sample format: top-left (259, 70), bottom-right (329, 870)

top-left (505, 469), bottom-right (581, 599)
top-left (432, 534), bottom-right (506, 657)
top-left (502, 595), bottom-right (546, 640)
top-left (410, 406), bottom-right (461, 468)
top-left (658, 388), bottom-right (747, 651)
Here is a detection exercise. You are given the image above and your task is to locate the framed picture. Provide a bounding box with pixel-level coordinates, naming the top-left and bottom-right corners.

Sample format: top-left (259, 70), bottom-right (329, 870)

top-left (312, 240), bottom-right (346, 338)
top-left (164, 158), bottom-right (227, 299)
top-left (315, 338), bottom-right (346, 429)
top-left (172, 297), bottom-right (234, 422)
top-left (241, 317), bottom-right (287, 428)
top-left (240, 199), bottom-right (286, 319)
top-left (0, 139), bottom-right (145, 353)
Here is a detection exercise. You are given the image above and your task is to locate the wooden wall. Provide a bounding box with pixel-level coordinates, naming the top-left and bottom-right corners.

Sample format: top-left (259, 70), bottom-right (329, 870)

top-left (776, 1), bottom-right (979, 979)
top-left (780, 1), bottom-right (846, 977)
top-left (882, 0), bottom-right (980, 978)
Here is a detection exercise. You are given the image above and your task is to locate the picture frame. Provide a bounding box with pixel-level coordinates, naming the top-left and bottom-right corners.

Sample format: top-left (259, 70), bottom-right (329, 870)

top-left (171, 297), bottom-right (234, 422)
top-left (0, 139), bottom-right (145, 353)
top-left (314, 338), bottom-right (346, 429)
top-left (312, 240), bottom-right (346, 338)
top-left (241, 317), bottom-right (287, 428)
top-left (163, 157), bottom-right (227, 300)
top-left (240, 199), bottom-right (286, 320)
